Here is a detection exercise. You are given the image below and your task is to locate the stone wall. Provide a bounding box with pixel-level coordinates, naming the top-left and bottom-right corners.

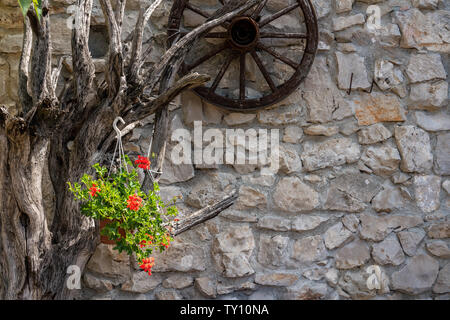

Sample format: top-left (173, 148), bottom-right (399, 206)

top-left (1, 0), bottom-right (449, 300)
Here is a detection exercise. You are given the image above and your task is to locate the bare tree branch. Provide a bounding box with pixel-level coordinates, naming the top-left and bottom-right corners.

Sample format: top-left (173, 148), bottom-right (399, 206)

top-left (141, 54), bottom-right (185, 190)
top-left (100, 72), bottom-right (209, 155)
top-left (127, 0), bottom-right (163, 85)
top-left (18, 15), bottom-right (33, 114)
top-left (51, 56), bottom-right (66, 95)
top-left (71, 0), bottom-right (95, 111)
top-left (99, 0), bottom-right (124, 99)
top-left (141, 56), bottom-right (184, 189)
top-left (26, 9), bottom-right (39, 37)
top-left (29, 0), bottom-right (55, 110)
top-left (114, 0), bottom-right (127, 31)
top-left (170, 190), bottom-right (238, 236)
top-left (130, 73), bottom-right (210, 123)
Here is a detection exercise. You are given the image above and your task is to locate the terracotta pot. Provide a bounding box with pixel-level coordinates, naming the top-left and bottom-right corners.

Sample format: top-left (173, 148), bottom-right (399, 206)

top-left (99, 219), bottom-right (126, 245)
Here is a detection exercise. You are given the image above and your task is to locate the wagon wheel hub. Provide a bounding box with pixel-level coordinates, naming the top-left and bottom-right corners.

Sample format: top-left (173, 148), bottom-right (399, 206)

top-left (228, 17), bottom-right (260, 50)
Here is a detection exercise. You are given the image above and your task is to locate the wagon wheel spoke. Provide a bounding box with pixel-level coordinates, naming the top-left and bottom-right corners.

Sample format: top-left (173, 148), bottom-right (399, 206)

top-left (185, 42), bottom-right (229, 72)
top-left (240, 53), bottom-right (246, 100)
top-left (259, 32), bottom-right (307, 39)
top-left (185, 3), bottom-right (211, 19)
top-left (251, 0), bottom-right (268, 20)
top-left (185, 3), bottom-right (230, 29)
top-left (250, 50), bottom-right (277, 93)
top-left (256, 42), bottom-right (299, 69)
top-left (179, 31), bottom-right (228, 39)
top-left (209, 53), bottom-right (237, 94)
top-left (259, 3), bottom-right (300, 28)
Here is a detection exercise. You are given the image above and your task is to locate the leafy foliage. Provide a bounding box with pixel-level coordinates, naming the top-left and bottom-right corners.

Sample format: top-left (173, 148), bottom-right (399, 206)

top-left (68, 155), bottom-right (179, 266)
top-left (17, 0), bottom-right (42, 20)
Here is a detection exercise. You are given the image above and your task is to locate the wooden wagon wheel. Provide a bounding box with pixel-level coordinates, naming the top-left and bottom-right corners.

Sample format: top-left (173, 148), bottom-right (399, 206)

top-left (167, 0), bottom-right (319, 111)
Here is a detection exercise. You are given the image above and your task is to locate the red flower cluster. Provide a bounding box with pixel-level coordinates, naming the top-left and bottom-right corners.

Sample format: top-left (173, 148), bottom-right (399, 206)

top-left (127, 194), bottom-right (143, 211)
top-left (140, 257), bottom-right (155, 276)
top-left (89, 183), bottom-right (101, 197)
top-left (160, 234), bottom-right (172, 249)
top-left (135, 155), bottom-right (151, 170)
top-left (139, 234), bottom-right (154, 248)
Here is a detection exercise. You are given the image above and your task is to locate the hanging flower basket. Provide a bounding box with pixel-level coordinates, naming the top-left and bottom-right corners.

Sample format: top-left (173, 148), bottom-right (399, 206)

top-left (99, 219), bottom-right (126, 245)
top-left (68, 155), bottom-right (179, 276)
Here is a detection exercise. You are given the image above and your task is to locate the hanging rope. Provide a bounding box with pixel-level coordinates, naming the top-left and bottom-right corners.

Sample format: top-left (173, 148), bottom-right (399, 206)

top-left (145, 122), bottom-right (163, 186)
top-left (108, 117), bottom-right (163, 188)
top-left (145, 123), bottom-right (166, 222)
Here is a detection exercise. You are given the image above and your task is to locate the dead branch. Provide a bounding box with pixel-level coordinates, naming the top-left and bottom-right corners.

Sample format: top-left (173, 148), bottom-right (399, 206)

top-left (18, 15), bottom-right (33, 114)
top-left (126, 73), bottom-right (210, 124)
top-left (170, 191), bottom-right (238, 236)
top-left (100, 72), bottom-right (210, 155)
top-left (51, 56), bottom-right (66, 94)
top-left (99, 0), bottom-right (124, 99)
top-left (114, 0), bottom-right (126, 31)
top-left (127, 0), bottom-right (164, 85)
top-left (29, 0), bottom-right (55, 107)
top-left (71, 0), bottom-right (95, 111)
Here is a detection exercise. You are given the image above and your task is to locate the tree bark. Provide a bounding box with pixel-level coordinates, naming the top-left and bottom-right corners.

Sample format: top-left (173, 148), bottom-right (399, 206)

top-left (0, 0), bottom-right (261, 299)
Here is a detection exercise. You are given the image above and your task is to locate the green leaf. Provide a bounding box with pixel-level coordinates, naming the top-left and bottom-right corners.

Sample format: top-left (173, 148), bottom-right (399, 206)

top-left (17, 0), bottom-right (32, 17)
top-left (32, 0), bottom-right (42, 20)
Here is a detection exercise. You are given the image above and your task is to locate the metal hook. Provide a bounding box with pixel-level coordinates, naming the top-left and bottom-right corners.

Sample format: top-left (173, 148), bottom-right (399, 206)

top-left (113, 117), bottom-right (125, 139)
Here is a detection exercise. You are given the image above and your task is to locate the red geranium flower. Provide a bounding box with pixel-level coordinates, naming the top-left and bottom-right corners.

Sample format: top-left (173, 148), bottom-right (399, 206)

top-left (135, 155), bottom-right (151, 170)
top-left (160, 234), bottom-right (172, 249)
top-left (140, 257), bottom-right (155, 276)
top-left (127, 194), bottom-right (143, 211)
top-left (139, 235), bottom-right (154, 248)
top-left (89, 183), bottom-right (101, 197)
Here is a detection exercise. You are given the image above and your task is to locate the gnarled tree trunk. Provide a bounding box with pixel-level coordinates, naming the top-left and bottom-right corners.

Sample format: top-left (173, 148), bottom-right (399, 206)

top-left (0, 0), bottom-right (262, 299)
